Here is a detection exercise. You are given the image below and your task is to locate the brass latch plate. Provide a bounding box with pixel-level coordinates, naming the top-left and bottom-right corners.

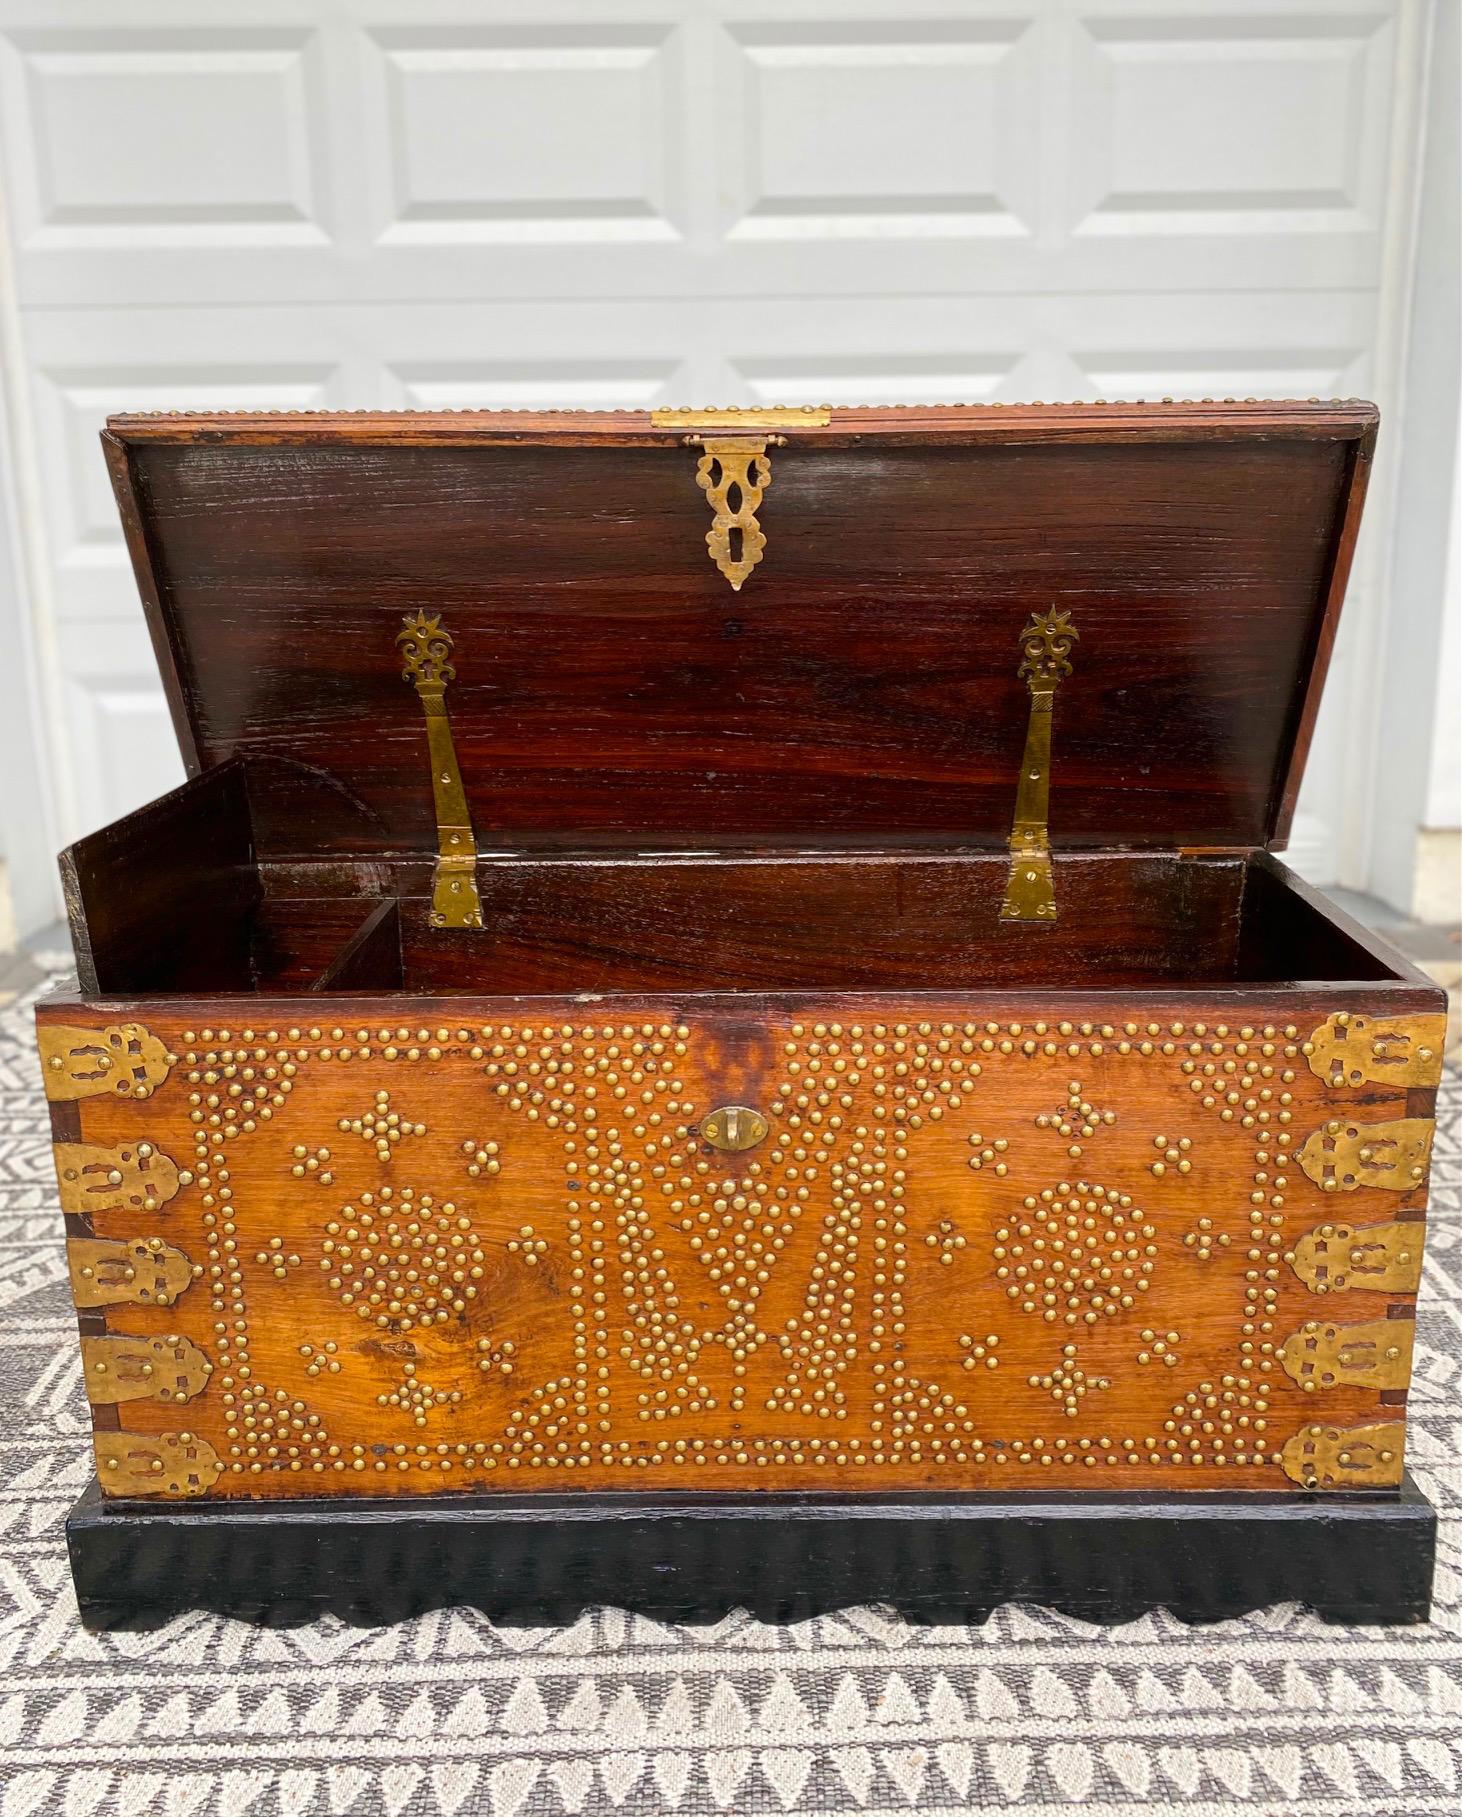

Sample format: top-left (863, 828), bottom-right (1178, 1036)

top-left (693, 438), bottom-right (771, 591)
top-left (655, 408), bottom-right (830, 591)
top-left (700, 1105), bottom-right (770, 1152)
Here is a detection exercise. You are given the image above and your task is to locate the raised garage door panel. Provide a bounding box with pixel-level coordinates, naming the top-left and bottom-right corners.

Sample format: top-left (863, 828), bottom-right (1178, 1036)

top-left (0, 0), bottom-right (1405, 890)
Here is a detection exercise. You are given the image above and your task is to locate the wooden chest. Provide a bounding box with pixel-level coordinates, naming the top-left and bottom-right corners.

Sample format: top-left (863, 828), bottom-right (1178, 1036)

top-left (41, 401), bottom-right (1445, 1625)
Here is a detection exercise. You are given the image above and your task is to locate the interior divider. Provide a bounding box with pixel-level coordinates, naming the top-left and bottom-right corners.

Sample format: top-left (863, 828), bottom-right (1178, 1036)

top-left (307, 899), bottom-right (403, 993)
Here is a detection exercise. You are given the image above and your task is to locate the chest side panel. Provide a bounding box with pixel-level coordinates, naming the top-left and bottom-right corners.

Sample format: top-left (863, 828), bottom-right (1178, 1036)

top-left (40, 998), bottom-right (1438, 1500)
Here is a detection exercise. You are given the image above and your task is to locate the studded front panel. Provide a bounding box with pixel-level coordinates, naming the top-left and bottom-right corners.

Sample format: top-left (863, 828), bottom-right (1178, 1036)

top-left (40, 999), bottom-right (1434, 1498)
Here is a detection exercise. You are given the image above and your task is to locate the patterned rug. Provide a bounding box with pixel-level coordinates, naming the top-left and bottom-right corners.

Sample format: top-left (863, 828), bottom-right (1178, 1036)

top-left (2, 975), bottom-right (1459, 1817)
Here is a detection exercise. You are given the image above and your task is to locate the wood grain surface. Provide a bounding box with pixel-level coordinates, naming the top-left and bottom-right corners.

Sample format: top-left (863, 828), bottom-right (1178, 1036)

top-left (48, 401), bottom-right (1430, 1511)
top-left (101, 402), bottom-right (1373, 861)
top-left (43, 969), bottom-right (1437, 1501)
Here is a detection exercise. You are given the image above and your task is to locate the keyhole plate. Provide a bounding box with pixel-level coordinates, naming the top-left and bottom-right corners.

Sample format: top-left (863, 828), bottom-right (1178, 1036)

top-left (701, 1105), bottom-right (769, 1152)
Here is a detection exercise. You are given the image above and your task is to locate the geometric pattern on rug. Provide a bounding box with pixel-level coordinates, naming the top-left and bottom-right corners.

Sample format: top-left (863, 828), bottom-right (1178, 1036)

top-left (1, 977), bottom-right (1459, 1816)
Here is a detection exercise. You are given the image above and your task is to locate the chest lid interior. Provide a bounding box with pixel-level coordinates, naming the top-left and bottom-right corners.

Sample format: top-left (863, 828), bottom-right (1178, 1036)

top-left (104, 400), bottom-right (1374, 863)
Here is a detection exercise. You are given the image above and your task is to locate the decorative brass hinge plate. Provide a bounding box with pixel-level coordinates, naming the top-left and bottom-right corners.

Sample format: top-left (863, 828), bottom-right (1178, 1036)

top-left (1279, 1317), bottom-right (1414, 1393)
top-left (1288, 1218), bottom-right (1424, 1295)
top-left (1298, 1116), bottom-right (1434, 1193)
top-left (1279, 1420), bottom-right (1405, 1489)
top-left (82, 1334), bottom-right (213, 1406)
top-left (38, 1021), bottom-right (171, 1101)
top-left (397, 611), bottom-right (484, 931)
top-left (54, 1141), bottom-right (181, 1216)
top-left (1304, 1010), bottom-right (1446, 1090)
top-left (95, 1430), bottom-right (222, 1497)
top-left (67, 1236), bottom-right (197, 1309)
top-left (651, 407), bottom-right (831, 430)
top-left (1001, 609), bottom-right (1078, 925)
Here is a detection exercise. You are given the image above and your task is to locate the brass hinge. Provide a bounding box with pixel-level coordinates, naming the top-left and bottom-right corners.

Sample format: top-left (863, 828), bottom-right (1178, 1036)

top-left (1298, 1116), bottom-right (1434, 1193)
top-left (82, 1334), bottom-right (213, 1406)
top-left (1288, 1218), bottom-right (1424, 1295)
top-left (397, 611), bottom-right (484, 931)
top-left (1279, 1317), bottom-right (1414, 1393)
top-left (1304, 1011), bottom-right (1446, 1090)
top-left (95, 1430), bottom-right (222, 1497)
top-left (1279, 1420), bottom-right (1405, 1489)
top-left (68, 1235), bottom-right (197, 1309)
top-left (38, 1021), bottom-right (171, 1102)
top-left (651, 407), bottom-right (831, 430)
top-left (1000, 610), bottom-right (1078, 924)
top-left (54, 1140), bottom-right (182, 1216)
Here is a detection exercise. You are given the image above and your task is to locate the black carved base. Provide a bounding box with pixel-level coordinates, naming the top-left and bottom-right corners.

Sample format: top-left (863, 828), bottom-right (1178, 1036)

top-left (67, 1474), bottom-right (1437, 1632)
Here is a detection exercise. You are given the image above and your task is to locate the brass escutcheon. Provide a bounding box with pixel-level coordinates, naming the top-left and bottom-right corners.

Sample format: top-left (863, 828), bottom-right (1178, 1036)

top-left (700, 1105), bottom-right (770, 1152)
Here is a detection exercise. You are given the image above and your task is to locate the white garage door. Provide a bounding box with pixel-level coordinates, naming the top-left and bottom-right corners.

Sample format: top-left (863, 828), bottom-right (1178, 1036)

top-left (0, 0), bottom-right (1427, 931)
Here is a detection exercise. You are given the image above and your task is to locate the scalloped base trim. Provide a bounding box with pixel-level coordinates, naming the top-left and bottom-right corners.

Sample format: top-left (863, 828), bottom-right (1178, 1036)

top-left (66, 1476), bottom-right (1435, 1632)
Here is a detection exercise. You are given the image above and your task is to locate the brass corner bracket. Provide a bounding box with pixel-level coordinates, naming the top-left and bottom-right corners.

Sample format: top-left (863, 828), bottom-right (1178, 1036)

top-left (39, 1021), bottom-right (171, 1102)
top-left (1279, 1316), bottom-right (1413, 1393)
top-left (67, 1235), bottom-right (197, 1309)
top-left (397, 611), bottom-right (483, 930)
top-left (1303, 1011), bottom-right (1446, 1090)
top-left (1297, 1116), bottom-right (1434, 1194)
top-left (1279, 1420), bottom-right (1405, 1489)
top-left (83, 1334), bottom-right (214, 1406)
top-left (54, 1140), bottom-right (181, 1216)
top-left (1001, 609), bottom-right (1078, 924)
top-left (1288, 1218), bottom-right (1423, 1295)
top-left (95, 1430), bottom-right (222, 1497)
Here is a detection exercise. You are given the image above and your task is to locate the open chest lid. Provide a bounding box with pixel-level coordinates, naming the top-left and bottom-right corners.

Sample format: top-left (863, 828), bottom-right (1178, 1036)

top-left (104, 400), bottom-right (1374, 867)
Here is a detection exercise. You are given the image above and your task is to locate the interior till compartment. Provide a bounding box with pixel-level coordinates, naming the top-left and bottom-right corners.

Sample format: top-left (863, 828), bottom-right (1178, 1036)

top-left (62, 770), bottom-right (1404, 998)
top-left (253, 853), bottom-right (1402, 994)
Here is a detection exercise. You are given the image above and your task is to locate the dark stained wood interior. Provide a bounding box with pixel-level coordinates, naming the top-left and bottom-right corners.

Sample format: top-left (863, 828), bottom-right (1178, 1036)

top-left (67, 834), bottom-right (1403, 998)
top-left (105, 403), bottom-right (1374, 860)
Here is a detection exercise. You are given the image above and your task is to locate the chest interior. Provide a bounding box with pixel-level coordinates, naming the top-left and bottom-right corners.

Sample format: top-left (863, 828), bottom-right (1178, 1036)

top-left (71, 400), bottom-right (1397, 1000)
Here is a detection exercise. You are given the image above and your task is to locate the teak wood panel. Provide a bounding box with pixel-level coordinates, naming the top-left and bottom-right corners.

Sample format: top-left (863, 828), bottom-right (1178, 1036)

top-left (41, 990), bottom-right (1436, 1501)
top-left (104, 403), bottom-right (1373, 859)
